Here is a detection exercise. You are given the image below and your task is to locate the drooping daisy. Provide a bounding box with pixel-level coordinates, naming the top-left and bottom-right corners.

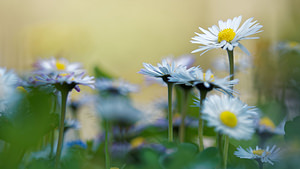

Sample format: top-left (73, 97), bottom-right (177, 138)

top-left (169, 68), bottom-right (239, 95)
top-left (33, 57), bottom-right (84, 75)
top-left (202, 94), bottom-right (258, 140)
top-left (234, 145), bottom-right (280, 165)
top-left (34, 72), bottom-right (94, 92)
top-left (139, 59), bottom-right (182, 83)
top-left (0, 68), bottom-right (19, 112)
top-left (191, 16), bottom-right (263, 55)
top-left (95, 78), bottom-right (139, 96)
top-left (273, 41), bottom-right (300, 54)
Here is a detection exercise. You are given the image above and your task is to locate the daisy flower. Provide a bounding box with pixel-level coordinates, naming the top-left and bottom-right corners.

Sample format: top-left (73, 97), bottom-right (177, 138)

top-left (165, 54), bottom-right (196, 68)
top-left (234, 145), bottom-right (280, 165)
top-left (33, 57), bottom-right (84, 75)
top-left (255, 116), bottom-right (285, 136)
top-left (273, 41), bottom-right (300, 54)
top-left (34, 72), bottom-right (94, 92)
top-left (0, 68), bottom-right (19, 112)
top-left (202, 94), bottom-right (258, 140)
top-left (169, 68), bottom-right (239, 95)
top-left (139, 59), bottom-right (182, 83)
top-left (191, 16), bottom-right (263, 55)
top-left (95, 78), bottom-right (139, 96)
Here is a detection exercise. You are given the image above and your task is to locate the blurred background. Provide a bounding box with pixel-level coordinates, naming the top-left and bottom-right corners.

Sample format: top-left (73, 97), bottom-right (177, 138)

top-left (1, 0), bottom-right (299, 104)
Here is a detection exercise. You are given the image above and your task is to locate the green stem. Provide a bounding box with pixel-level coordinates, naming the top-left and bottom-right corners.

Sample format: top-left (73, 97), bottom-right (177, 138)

top-left (55, 90), bottom-right (69, 168)
top-left (104, 120), bottom-right (111, 169)
top-left (198, 89), bottom-right (208, 151)
top-left (227, 50), bottom-right (234, 81)
top-left (217, 132), bottom-right (223, 152)
top-left (258, 160), bottom-right (264, 169)
top-left (179, 89), bottom-right (189, 143)
top-left (50, 130), bottom-right (54, 158)
top-left (167, 83), bottom-right (174, 142)
top-left (223, 135), bottom-right (229, 169)
top-left (222, 50), bottom-right (234, 169)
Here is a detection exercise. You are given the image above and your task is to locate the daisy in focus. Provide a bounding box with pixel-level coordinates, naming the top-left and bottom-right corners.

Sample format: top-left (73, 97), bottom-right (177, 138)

top-left (202, 94), bottom-right (258, 140)
top-left (234, 145), bottom-right (280, 165)
top-left (169, 67), bottom-right (238, 95)
top-left (139, 58), bottom-right (183, 83)
top-left (191, 16), bottom-right (263, 55)
top-left (34, 57), bottom-right (84, 75)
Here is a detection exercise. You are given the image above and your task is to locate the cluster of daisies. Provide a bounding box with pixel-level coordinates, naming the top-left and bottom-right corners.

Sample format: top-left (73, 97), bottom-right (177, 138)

top-left (139, 15), bottom-right (281, 168)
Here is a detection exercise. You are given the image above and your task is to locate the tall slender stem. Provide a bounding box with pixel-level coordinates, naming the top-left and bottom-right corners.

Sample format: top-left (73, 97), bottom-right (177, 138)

top-left (223, 135), bottom-right (229, 169)
top-left (104, 120), bottom-right (111, 169)
top-left (198, 89), bottom-right (207, 151)
top-left (55, 90), bottom-right (69, 168)
top-left (222, 49), bottom-right (234, 169)
top-left (258, 160), bottom-right (264, 169)
top-left (167, 83), bottom-right (174, 142)
top-left (50, 130), bottom-right (54, 157)
top-left (179, 89), bottom-right (189, 143)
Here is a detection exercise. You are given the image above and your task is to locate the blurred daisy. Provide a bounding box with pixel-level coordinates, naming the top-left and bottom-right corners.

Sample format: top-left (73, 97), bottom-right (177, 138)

top-left (0, 68), bottom-right (19, 112)
top-left (96, 96), bottom-right (142, 126)
top-left (256, 116), bottom-right (285, 136)
top-left (34, 72), bottom-right (94, 92)
top-left (34, 57), bottom-right (84, 75)
top-left (191, 16), bottom-right (263, 55)
top-left (273, 41), bottom-right (300, 54)
top-left (202, 95), bottom-right (258, 140)
top-left (169, 68), bottom-right (238, 95)
top-left (213, 52), bottom-right (253, 73)
top-left (139, 59), bottom-right (182, 83)
top-left (234, 145), bottom-right (280, 165)
top-left (95, 78), bottom-right (139, 96)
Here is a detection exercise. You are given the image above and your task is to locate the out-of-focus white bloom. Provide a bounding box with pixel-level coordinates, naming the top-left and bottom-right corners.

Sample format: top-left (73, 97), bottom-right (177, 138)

top-left (191, 16), bottom-right (263, 55)
top-left (255, 116), bottom-right (285, 135)
top-left (165, 54), bottom-right (196, 68)
top-left (213, 52), bottom-right (253, 73)
top-left (34, 57), bottom-right (84, 75)
top-left (273, 41), bottom-right (300, 54)
top-left (65, 119), bottom-right (81, 130)
top-left (33, 72), bottom-right (94, 92)
top-left (169, 67), bottom-right (238, 94)
top-left (234, 145), bottom-right (280, 165)
top-left (96, 96), bottom-right (142, 125)
top-left (0, 68), bottom-right (19, 112)
top-left (95, 78), bottom-right (139, 95)
top-left (202, 95), bottom-right (258, 140)
top-left (139, 59), bottom-right (183, 83)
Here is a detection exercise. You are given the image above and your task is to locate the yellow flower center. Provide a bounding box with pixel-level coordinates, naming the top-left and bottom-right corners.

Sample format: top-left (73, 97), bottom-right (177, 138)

top-left (59, 73), bottom-right (69, 77)
top-left (252, 149), bottom-right (269, 156)
top-left (110, 167), bottom-right (119, 169)
top-left (220, 110), bottom-right (238, 128)
top-left (288, 41), bottom-right (299, 48)
top-left (56, 61), bottom-right (66, 70)
top-left (218, 28), bottom-right (236, 42)
top-left (130, 137), bottom-right (145, 148)
top-left (203, 73), bottom-right (215, 82)
top-left (259, 117), bottom-right (276, 130)
top-left (16, 86), bottom-right (27, 93)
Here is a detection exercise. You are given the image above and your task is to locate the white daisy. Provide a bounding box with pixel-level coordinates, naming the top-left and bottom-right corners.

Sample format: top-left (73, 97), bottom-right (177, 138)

top-left (234, 145), bottom-right (280, 165)
top-left (34, 72), bottom-right (94, 92)
top-left (0, 68), bottom-right (19, 112)
top-left (273, 41), bottom-right (300, 55)
top-left (165, 54), bottom-right (196, 68)
top-left (191, 16), bottom-right (263, 55)
top-left (139, 59), bottom-right (182, 83)
top-left (202, 94), bottom-right (258, 140)
top-left (255, 116), bottom-right (285, 135)
top-left (169, 68), bottom-right (238, 95)
top-left (34, 57), bottom-right (84, 75)
top-left (95, 78), bottom-right (139, 96)
top-left (96, 96), bottom-right (142, 125)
